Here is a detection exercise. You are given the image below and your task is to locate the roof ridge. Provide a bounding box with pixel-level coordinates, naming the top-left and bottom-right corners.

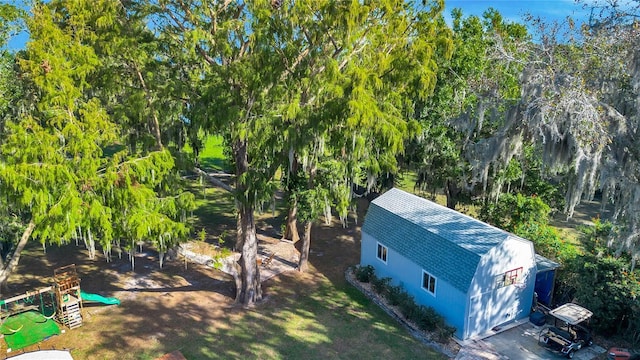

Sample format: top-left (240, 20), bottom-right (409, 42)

top-left (376, 188), bottom-right (516, 239)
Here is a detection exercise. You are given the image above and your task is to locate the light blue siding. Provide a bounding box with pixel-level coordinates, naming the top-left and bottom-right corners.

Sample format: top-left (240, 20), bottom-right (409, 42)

top-left (464, 237), bottom-right (536, 338)
top-left (361, 232), bottom-right (466, 338)
top-left (360, 188), bottom-right (537, 341)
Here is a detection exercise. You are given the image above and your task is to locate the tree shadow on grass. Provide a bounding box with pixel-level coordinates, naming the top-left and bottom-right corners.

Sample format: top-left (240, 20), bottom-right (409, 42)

top-left (190, 185), bottom-right (236, 240)
top-left (67, 266), bottom-right (443, 360)
top-left (198, 157), bottom-right (230, 172)
top-left (7, 189), bottom-right (444, 360)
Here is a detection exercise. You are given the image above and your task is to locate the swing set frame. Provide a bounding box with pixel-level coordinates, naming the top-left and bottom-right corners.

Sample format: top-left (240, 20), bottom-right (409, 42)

top-left (0, 286), bottom-right (57, 321)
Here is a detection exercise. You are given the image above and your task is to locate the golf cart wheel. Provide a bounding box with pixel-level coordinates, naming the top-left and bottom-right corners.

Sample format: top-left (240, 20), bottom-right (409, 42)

top-left (567, 350), bottom-right (575, 359)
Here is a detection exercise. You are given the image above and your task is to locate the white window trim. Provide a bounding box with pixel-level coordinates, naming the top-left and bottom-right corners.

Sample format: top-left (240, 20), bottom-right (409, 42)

top-left (422, 270), bottom-right (437, 296)
top-left (376, 242), bottom-right (388, 264)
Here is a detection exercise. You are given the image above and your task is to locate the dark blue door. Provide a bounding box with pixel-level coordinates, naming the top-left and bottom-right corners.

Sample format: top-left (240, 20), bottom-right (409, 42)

top-left (534, 270), bottom-right (555, 306)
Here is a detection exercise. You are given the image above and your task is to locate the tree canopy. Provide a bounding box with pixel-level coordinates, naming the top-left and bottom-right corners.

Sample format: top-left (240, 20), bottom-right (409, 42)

top-left (152, 0), bottom-right (453, 302)
top-left (0, 0), bottom-right (638, 322)
top-left (0, 0), bottom-right (195, 290)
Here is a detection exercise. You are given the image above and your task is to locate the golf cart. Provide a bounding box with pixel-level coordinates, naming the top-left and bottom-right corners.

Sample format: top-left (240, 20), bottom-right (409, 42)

top-left (539, 303), bottom-right (594, 358)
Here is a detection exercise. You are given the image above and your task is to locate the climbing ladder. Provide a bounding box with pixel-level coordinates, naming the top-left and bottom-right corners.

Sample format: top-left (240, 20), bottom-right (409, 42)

top-left (53, 264), bottom-right (83, 329)
top-left (59, 299), bottom-right (82, 329)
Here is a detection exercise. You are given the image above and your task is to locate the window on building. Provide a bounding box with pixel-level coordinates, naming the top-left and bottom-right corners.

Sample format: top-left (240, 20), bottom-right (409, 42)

top-left (376, 243), bottom-right (387, 263)
top-left (422, 271), bottom-right (436, 295)
top-left (494, 267), bottom-right (523, 288)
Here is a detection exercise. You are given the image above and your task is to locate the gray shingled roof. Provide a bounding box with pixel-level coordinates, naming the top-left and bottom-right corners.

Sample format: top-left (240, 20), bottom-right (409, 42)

top-left (362, 188), bottom-right (513, 293)
top-left (535, 254), bottom-right (561, 272)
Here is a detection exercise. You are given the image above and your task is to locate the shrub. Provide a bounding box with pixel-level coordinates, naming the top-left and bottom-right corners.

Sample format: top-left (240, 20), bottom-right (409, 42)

top-left (353, 264), bottom-right (455, 342)
top-left (372, 276), bottom-right (391, 295)
top-left (398, 294), bottom-right (418, 320)
top-left (355, 265), bottom-right (375, 283)
top-left (415, 306), bottom-right (440, 331)
top-left (386, 285), bottom-right (406, 306)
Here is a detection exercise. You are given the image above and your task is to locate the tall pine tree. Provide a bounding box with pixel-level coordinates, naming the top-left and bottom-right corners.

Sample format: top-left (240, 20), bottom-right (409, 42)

top-left (0, 0), bottom-right (194, 290)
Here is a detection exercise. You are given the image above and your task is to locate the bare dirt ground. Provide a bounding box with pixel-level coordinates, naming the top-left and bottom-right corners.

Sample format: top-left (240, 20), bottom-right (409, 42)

top-left (0, 200), bottom-right (368, 360)
top-left (549, 197), bottom-right (612, 240)
top-left (3, 243), bottom-right (235, 359)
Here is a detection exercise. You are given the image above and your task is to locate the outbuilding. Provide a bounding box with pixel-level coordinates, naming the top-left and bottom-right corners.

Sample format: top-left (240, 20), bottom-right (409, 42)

top-left (360, 188), bottom-right (537, 340)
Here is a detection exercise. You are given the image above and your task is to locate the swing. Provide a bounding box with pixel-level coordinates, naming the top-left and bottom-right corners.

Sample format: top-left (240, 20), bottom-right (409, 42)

top-left (4, 324), bottom-right (23, 334)
top-left (23, 295), bottom-right (35, 304)
top-left (0, 302), bottom-right (23, 334)
top-left (40, 311), bottom-right (56, 321)
top-left (37, 292), bottom-right (57, 322)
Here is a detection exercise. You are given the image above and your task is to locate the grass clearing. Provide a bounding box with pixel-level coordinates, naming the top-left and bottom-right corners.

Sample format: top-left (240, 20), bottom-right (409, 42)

top-left (171, 185), bottom-right (446, 359)
top-left (189, 182), bottom-right (236, 240)
top-left (175, 275), bottom-right (445, 360)
top-left (15, 142), bottom-right (599, 359)
top-left (199, 135), bottom-right (229, 171)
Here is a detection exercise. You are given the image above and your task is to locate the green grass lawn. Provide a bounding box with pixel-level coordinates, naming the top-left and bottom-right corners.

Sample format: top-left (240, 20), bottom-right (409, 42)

top-left (176, 181), bottom-right (446, 360)
top-left (174, 279), bottom-right (445, 360)
top-left (190, 183), bottom-right (236, 239)
top-left (199, 135), bottom-right (229, 171)
top-left (186, 141), bottom-right (584, 358)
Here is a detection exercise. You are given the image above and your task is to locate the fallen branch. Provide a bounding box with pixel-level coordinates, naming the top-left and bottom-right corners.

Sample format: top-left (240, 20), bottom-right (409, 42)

top-left (193, 167), bottom-right (235, 194)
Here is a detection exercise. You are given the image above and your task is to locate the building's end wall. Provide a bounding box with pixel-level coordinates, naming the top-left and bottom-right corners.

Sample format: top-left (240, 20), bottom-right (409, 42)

top-left (465, 236), bottom-right (536, 339)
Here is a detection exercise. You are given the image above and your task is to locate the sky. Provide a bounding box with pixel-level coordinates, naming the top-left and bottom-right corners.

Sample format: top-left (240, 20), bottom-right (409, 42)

top-left (443, 0), bottom-right (595, 27)
top-left (5, 1), bottom-right (599, 51)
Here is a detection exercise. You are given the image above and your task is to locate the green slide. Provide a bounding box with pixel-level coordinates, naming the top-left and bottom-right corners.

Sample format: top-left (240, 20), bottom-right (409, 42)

top-left (80, 291), bottom-right (120, 305)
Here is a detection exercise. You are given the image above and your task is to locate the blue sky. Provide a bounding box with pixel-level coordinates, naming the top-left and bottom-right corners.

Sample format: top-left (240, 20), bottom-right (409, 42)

top-left (6, 1), bottom-right (596, 51)
top-left (443, 0), bottom-right (594, 26)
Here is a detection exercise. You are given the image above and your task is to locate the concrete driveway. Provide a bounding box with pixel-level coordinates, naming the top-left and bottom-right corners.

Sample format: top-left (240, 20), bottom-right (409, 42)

top-left (456, 321), bottom-right (607, 360)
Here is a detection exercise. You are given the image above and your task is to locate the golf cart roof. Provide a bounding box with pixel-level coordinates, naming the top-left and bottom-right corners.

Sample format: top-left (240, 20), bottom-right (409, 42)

top-left (8, 350), bottom-right (74, 360)
top-left (550, 303), bottom-right (593, 325)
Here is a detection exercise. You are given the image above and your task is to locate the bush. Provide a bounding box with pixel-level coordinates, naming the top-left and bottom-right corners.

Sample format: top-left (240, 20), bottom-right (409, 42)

top-left (355, 265), bottom-right (375, 283)
top-left (353, 265), bottom-right (455, 342)
top-left (372, 276), bottom-right (391, 295)
top-left (415, 306), bottom-right (441, 331)
top-left (554, 220), bottom-right (640, 340)
top-left (398, 294), bottom-right (418, 320)
top-left (387, 285), bottom-right (406, 306)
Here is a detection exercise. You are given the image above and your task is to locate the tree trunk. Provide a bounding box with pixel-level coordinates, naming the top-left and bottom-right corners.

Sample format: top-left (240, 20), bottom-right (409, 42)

top-left (297, 221), bottom-right (312, 272)
top-left (283, 199), bottom-right (300, 242)
top-left (232, 261), bottom-right (242, 303)
top-left (235, 207), bottom-right (243, 252)
top-left (283, 154), bottom-right (300, 242)
top-left (445, 179), bottom-right (461, 209)
top-left (0, 220), bottom-right (36, 294)
top-left (86, 227), bottom-right (96, 260)
top-left (237, 203), bottom-right (261, 304)
top-left (233, 137), bottom-right (261, 305)
top-left (134, 65), bottom-right (163, 151)
top-left (297, 164), bottom-right (316, 272)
